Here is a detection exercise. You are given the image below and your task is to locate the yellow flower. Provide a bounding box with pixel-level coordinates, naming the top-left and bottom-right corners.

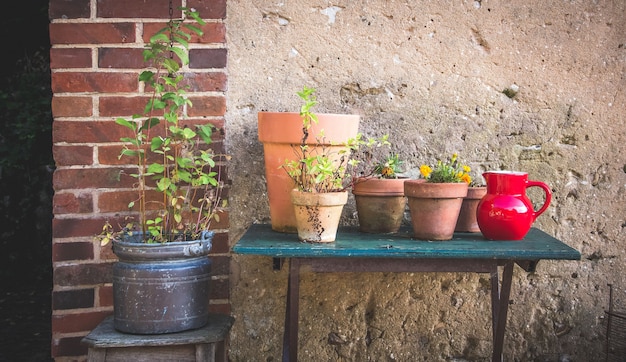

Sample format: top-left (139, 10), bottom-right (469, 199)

top-left (462, 165), bottom-right (471, 173)
top-left (460, 173), bottom-right (472, 184)
top-left (420, 165), bottom-right (432, 178)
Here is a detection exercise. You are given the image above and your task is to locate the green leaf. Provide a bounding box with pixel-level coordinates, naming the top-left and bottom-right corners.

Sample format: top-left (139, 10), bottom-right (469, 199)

top-left (182, 127), bottom-right (196, 139)
top-left (150, 137), bottom-right (164, 151)
top-left (156, 177), bottom-right (171, 192)
top-left (147, 163), bottom-right (165, 174)
top-left (115, 118), bottom-right (137, 130)
top-left (170, 47), bottom-right (189, 65)
top-left (197, 124), bottom-right (214, 144)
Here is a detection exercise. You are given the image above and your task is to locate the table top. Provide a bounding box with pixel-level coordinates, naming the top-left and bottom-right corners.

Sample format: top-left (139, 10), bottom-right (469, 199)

top-left (233, 224), bottom-right (581, 261)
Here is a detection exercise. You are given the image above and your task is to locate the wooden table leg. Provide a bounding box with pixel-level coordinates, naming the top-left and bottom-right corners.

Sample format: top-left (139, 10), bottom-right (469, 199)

top-left (490, 261), bottom-right (514, 362)
top-left (283, 258), bottom-right (300, 362)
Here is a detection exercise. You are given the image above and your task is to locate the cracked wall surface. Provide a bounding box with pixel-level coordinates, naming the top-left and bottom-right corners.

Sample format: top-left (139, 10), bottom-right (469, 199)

top-left (225, 1), bottom-right (626, 360)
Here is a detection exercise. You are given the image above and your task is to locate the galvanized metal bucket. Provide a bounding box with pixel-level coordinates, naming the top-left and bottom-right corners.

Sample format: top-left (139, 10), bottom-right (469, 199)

top-left (112, 231), bottom-right (213, 334)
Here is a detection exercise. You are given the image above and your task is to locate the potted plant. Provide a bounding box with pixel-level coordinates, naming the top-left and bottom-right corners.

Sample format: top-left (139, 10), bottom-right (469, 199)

top-left (404, 153), bottom-right (470, 240)
top-left (258, 89), bottom-right (359, 233)
top-left (98, 8), bottom-right (227, 334)
top-left (455, 175), bottom-right (487, 233)
top-left (352, 152), bottom-right (408, 233)
top-left (279, 87), bottom-right (353, 242)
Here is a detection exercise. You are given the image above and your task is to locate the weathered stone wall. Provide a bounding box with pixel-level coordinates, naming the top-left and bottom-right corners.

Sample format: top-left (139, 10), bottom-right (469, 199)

top-left (225, 1), bottom-right (626, 360)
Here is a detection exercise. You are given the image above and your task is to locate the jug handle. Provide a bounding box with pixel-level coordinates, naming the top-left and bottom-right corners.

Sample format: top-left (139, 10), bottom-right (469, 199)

top-left (527, 181), bottom-right (552, 220)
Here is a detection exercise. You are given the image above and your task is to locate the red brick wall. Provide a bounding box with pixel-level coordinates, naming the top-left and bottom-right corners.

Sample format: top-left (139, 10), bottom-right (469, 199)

top-left (49, 0), bottom-right (229, 359)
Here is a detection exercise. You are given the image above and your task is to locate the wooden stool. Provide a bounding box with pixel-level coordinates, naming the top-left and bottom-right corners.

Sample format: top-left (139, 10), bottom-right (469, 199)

top-left (82, 314), bottom-right (234, 362)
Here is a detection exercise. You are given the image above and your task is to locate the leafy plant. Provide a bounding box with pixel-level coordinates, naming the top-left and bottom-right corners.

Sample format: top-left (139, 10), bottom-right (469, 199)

top-left (420, 153), bottom-right (471, 184)
top-left (373, 153), bottom-right (403, 179)
top-left (100, 8), bottom-right (227, 245)
top-left (281, 87), bottom-right (389, 193)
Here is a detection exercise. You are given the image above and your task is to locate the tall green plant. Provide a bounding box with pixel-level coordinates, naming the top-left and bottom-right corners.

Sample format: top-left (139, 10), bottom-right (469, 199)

top-left (100, 8), bottom-right (226, 244)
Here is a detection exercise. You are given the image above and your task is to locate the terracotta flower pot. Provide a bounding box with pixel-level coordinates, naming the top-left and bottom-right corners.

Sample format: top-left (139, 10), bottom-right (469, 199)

top-left (352, 177), bottom-right (407, 233)
top-left (290, 189), bottom-right (348, 243)
top-left (258, 112), bottom-right (359, 233)
top-left (455, 186), bottom-right (487, 233)
top-left (404, 180), bottom-right (468, 240)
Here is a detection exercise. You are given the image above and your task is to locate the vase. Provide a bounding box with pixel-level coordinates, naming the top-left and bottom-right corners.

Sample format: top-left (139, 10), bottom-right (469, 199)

top-left (455, 186), bottom-right (487, 233)
top-left (352, 177), bottom-right (407, 233)
top-left (290, 189), bottom-right (348, 242)
top-left (112, 232), bottom-right (213, 334)
top-left (477, 171), bottom-right (552, 240)
top-left (258, 112), bottom-right (359, 233)
top-left (404, 180), bottom-right (468, 240)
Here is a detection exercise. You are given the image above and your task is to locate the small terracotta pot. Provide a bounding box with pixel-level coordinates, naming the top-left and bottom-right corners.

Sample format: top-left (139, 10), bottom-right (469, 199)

top-left (352, 177), bottom-right (407, 233)
top-left (258, 112), bottom-right (359, 233)
top-left (404, 180), bottom-right (468, 240)
top-left (291, 189), bottom-right (348, 243)
top-left (455, 186), bottom-right (487, 233)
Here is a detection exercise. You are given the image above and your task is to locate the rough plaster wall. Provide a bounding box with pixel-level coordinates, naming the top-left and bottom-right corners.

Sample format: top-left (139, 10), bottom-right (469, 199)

top-left (225, 1), bottom-right (626, 361)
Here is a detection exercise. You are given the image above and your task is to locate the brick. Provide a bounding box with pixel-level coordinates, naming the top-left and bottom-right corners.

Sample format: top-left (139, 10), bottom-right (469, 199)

top-left (188, 96), bottom-right (226, 117)
top-left (51, 96), bottom-right (93, 117)
top-left (99, 96), bottom-right (150, 117)
top-left (53, 241), bottom-right (94, 262)
top-left (209, 232), bottom-right (229, 254)
top-left (97, 189), bottom-right (163, 213)
top-left (53, 167), bottom-right (135, 191)
top-left (53, 217), bottom-right (112, 239)
top-left (49, 0), bottom-right (90, 20)
top-left (98, 285), bottom-right (114, 307)
top-left (181, 72), bottom-right (227, 92)
top-left (208, 303), bottom-right (231, 315)
top-left (210, 210), bottom-right (229, 230)
top-left (53, 191), bottom-right (94, 214)
top-left (53, 192), bottom-right (91, 215)
top-left (50, 23), bottom-right (135, 44)
top-left (52, 311), bottom-right (111, 334)
top-left (189, 49), bottom-right (227, 69)
top-left (143, 22), bottom-right (226, 44)
top-left (99, 48), bottom-right (145, 69)
top-left (52, 288), bottom-right (95, 310)
top-left (51, 72), bottom-right (138, 93)
top-left (210, 278), bottom-right (229, 300)
top-left (51, 335), bottom-right (88, 358)
top-left (210, 255), bottom-right (230, 276)
top-left (98, 0), bottom-right (179, 18)
top-left (53, 145), bottom-right (93, 167)
top-left (50, 48), bottom-right (92, 69)
top-left (53, 120), bottom-right (130, 144)
top-left (188, 0), bottom-right (227, 19)
top-left (98, 145), bottom-right (128, 166)
top-left (53, 262), bottom-right (114, 286)
top-left (198, 23), bottom-right (226, 44)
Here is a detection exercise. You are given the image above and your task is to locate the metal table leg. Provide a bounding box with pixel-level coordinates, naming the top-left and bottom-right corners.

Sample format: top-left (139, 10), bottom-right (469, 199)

top-left (490, 261), bottom-right (514, 362)
top-left (282, 258), bottom-right (300, 362)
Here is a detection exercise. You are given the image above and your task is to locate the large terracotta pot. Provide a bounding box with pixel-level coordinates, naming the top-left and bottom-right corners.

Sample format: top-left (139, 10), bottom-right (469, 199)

top-left (290, 189), bottom-right (348, 243)
top-left (477, 171), bottom-right (552, 240)
top-left (112, 232), bottom-right (213, 334)
top-left (455, 186), bottom-right (487, 233)
top-left (258, 112), bottom-right (359, 233)
top-left (352, 177), bottom-right (407, 233)
top-left (404, 180), bottom-right (468, 240)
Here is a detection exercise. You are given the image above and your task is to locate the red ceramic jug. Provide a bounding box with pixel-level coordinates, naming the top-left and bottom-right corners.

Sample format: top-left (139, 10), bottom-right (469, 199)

top-left (476, 171), bottom-right (552, 240)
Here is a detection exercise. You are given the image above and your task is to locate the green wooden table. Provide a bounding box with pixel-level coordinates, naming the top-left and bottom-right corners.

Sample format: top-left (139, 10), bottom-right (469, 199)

top-left (233, 223), bottom-right (581, 362)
